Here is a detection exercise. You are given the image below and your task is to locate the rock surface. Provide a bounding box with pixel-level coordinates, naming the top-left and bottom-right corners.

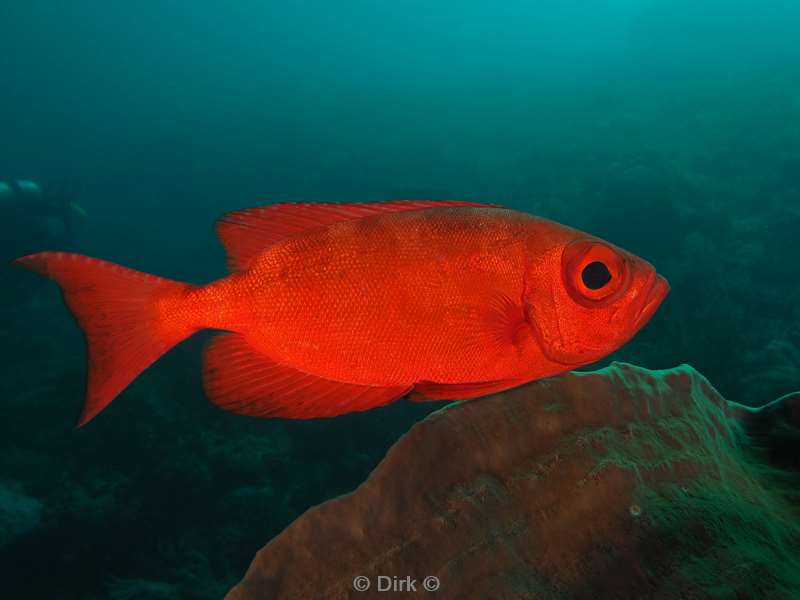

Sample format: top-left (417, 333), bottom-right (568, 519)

top-left (227, 363), bottom-right (800, 600)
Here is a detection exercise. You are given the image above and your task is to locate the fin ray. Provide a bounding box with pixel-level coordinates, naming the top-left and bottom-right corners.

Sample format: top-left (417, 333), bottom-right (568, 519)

top-left (203, 333), bottom-right (411, 418)
top-left (13, 252), bottom-right (196, 425)
top-left (484, 292), bottom-right (530, 349)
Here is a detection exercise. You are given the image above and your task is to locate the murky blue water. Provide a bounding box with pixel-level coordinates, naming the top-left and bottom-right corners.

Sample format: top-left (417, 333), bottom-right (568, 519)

top-left (1, 1), bottom-right (798, 597)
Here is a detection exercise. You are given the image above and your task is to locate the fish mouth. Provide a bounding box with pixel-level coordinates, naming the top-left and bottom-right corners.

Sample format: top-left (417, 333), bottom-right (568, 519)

top-left (633, 274), bottom-right (670, 330)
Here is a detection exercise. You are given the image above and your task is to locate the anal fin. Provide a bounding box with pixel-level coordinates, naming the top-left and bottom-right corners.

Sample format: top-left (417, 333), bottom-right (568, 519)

top-left (203, 334), bottom-right (411, 419)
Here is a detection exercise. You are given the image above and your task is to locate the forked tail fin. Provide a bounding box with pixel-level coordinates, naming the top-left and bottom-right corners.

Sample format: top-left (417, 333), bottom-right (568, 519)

top-left (14, 252), bottom-right (198, 426)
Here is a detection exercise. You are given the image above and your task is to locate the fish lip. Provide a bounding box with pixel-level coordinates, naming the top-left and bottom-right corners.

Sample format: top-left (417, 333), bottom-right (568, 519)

top-left (633, 274), bottom-right (670, 330)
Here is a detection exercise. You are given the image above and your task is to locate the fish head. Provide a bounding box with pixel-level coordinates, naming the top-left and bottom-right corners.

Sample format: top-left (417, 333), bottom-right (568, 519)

top-left (524, 232), bottom-right (669, 367)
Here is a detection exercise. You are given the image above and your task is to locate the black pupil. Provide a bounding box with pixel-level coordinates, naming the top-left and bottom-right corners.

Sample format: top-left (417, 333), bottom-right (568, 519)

top-left (581, 261), bottom-right (612, 290)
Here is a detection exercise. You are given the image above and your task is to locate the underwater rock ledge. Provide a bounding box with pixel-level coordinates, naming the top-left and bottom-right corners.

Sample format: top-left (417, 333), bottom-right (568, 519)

top-left (226, 363), bottom-right (800, 600)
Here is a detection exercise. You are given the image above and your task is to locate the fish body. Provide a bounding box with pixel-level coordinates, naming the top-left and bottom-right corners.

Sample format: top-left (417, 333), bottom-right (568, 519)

top-left (15, 201), bottom-right (669, 425)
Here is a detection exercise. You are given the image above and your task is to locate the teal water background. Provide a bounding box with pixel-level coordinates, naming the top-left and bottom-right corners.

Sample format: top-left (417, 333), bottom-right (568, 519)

top-left (1, 2), bottom-right (799, 597)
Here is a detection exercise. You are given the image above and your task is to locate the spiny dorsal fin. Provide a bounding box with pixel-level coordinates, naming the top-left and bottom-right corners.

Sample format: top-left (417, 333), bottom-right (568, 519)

top-left (215, 200), bottom-right (501, 272)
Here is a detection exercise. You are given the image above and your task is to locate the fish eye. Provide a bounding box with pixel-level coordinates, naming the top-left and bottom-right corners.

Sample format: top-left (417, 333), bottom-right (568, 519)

top-left (562, 239), bottom-right (627, 304)
top-left (581, 261), bottom-right (612, 290)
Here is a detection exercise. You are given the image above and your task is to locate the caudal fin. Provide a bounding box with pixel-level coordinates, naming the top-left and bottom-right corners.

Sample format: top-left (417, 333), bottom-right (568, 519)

top-left (14, 252), bottom-right (197, 426)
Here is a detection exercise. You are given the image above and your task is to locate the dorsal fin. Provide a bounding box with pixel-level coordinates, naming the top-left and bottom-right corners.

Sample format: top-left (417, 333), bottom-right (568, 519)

top-left (215, 200), bottom-right (501, 272)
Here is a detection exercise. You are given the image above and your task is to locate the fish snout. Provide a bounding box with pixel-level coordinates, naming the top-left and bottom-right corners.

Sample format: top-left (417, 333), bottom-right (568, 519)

top-left (633, 273), bottom-right (669, 330)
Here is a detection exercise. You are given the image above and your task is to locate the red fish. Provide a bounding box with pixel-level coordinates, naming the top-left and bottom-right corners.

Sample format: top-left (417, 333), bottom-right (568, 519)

top-left (14, 200), bottom-right (668, 425)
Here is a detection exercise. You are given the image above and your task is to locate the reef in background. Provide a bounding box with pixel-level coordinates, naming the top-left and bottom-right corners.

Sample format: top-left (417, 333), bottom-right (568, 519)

top-left (227, 363), bottom-right (800, 600)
